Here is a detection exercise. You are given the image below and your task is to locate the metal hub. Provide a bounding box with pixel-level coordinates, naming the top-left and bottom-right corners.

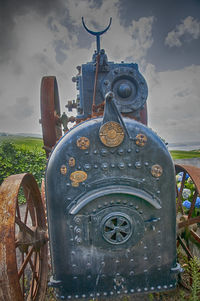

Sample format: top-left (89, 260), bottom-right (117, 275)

top-left (101, 212), bottom-right (132, 244)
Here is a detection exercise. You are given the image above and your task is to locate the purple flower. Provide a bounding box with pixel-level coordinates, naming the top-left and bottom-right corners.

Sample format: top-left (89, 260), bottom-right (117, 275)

top-left (182, 200), bottom-right (191, 209)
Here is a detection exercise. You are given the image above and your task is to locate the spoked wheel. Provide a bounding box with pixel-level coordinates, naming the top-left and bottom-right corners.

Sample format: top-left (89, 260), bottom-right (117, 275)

top-left (40, 76), bottom-right (62, 157)
top-left (175, 164), bottom-right (200, 289)
top-left (0, 173), bottom-right (48, 301)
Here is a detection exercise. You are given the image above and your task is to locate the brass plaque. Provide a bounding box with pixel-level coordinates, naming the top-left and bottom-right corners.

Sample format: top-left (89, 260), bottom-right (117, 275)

top-left (70, 171), bottom-right (87, 187)
top-left (60, 165), bottom-right (67, 175)
top-left (151, 164), bottom-right (163, 178)
top-left (99, 121), bottom-right (124, 147)
top-left (77, 137), bottom-right (90, 150)
top-left (135, 133), bottom-right (147, 147)
top-left (69, 157), bottom-right (75, 167)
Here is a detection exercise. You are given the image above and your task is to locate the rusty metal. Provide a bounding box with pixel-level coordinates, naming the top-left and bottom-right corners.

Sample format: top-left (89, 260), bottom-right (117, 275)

top-left (0, 173), bottom-right (48, 301)
top-left (70, 170), bottom-right (88, 187)
top-left (76, 137), bottom-right (90, 150)
top-left (40, 76), bottom-right (62, 157)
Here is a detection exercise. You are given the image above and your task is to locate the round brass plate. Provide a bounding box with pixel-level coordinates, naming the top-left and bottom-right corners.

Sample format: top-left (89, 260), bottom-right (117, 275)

top-left (99, 121), bottom-right (124, 147)
top-left (151, 164), bottom-right (163, 178)
top-left (135, 133), bottom-right (147, 147)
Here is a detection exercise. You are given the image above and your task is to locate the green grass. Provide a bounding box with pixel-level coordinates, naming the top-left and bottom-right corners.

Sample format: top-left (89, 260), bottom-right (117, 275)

top-left (0, 135), bottom-right (43, 151)
top-left (170, 150), bottom-right (200, 159)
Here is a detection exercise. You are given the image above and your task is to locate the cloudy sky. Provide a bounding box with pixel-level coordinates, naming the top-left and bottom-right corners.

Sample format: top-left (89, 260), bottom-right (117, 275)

top-left (0, 0), bottom-right (200, 144)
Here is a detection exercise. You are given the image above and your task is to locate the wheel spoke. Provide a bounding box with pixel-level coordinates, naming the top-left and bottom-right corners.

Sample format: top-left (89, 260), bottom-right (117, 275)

top-left (15, 216), bottom-right (35, 237)
top-left (188, 190), bottom-right (198, 219)
top-left (18, 246), bottom-right (34, 279)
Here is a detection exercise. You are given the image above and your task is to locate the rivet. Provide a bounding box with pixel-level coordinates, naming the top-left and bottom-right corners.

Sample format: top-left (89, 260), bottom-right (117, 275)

top-left (127, 148), bottom-right (131, 153)
top-left (123, 200), bottom-right (127, 204)
top-left (77, 165), bottom-right (81, 170)
top-left (135, 205), bottom-right (139, 209)
top-left (163, 285), bottom-right (167, 289)
top-left (158, 230), bottom-right (161, 233)
top-left (67, 197), bottom-right (71, 201)
top-left (101, 274), bottom-right (106, 278)
top-left (73, 276), bottom-right (77, 280)
top-left (67, 296), bottom-right (72, 299)
top-left (72, 264), bottom-right (76, 267)
top-left (110, 292), bottom-right (113, 295)
top-left (118, 149), bottom-right (124, 155)
top-left (124, 290), bottom-right (128, 294)
top-left (82, 294), bottom-right (86, 298)
top-left (118, 162), bottom-right (125, 169)
top-left (101, 162), bottom-right (108, 170)
top-left (104, 80), bottom-right (109, 85)
top-left (130, 289), bottom-right (134, 293)
top-left (130, 258), bottom-right (134, 262)
top-left (61, 296), bottom-right (65, 300)
top-left (151, 287), bottom-right (154, 290)
top-left (98, 205), bottom-right (102, 208)
top-left (76, 237), bottom-right (82, 244)
top-left (104, 202), bottom-right (108, 206)
top-left (116, 273), bottom-right (120, 276)
top-left (157, 286), bottom-right (161, 289)
top-left (75, 295), bottom-right (79, 299)
top-left (157, 190), bottom-right (160, 194)
top-left (110, 200), bottom-right (114, 204)
top-left (144, 269), bottom-right (148, 273)
top-left (94, 164), bottom-right (98, 169)
top-left (144, 257), bottom-right (148, 260)
top-left (87, 262), bottom-right (91, 267)
top-left (93, 209), bottom-right (96, 213)
top-left (115, 259), bottom-right (120, 263)
top-left (135, 161), bottom-right (141, 168)
top-left (137, 288), bottom-right (141, 292)
top-left (139, 210), bottom-right (143, 214)
top-left (104, 292), bottom-right (107, 296)
top-left (66, 183), bottom-right (70, 187)
top-left (117, 291), bottom-right (120, 294)
top-left (130, 271), bottom-right (134, 276)
top-left (87, 275), bottom-right (91, 279)
top-left (101, 149), bottom-right (108, 156)
top-left (144, 287), bottom-right (148, 291)
top-left (158, 267), bottom-right (161, 271)
top-left (158, 243), bottom-right (161, 247)
top-left (74, 217), bottom-right (81, 224)
top-left (144, 162), bottom-right (149, 166)
top-left (90, 293), bottom-right (93, 297)
top-left (116, 200), bottom-right (121, 204)
top-left (101, 261), bottom-right (105, 265)
top-left (85, 150), bottom-right (89, 155)
top-left (111, 163), bottom-right (115, 168)
top-left (69, 225), bottom-right (73, 229)
top-left (129, 202), bottom-right (133, 206)
top-left (96, 293), bottom-right (100, 296)
top-left (128, 163), bottom-right (132, 167)
top-left (84, 164), bottom-right (91, 171)
top-left (114, 69), bottom-right (119, 74)
top-left (135, 149), bottom-right (140, 153)
top-left (169, 284), bottom-right (173, 288)
top-left (93, 150), bottom-right (98, 154)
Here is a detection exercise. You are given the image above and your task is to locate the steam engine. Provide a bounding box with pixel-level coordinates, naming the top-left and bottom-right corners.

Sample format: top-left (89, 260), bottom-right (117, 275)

top-left (45, 19), bottom-right (179, 300)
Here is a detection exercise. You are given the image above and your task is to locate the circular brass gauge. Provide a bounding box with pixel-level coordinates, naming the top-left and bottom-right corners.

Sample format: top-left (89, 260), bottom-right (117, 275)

top-left (99, 121), bottom-right (124, 147)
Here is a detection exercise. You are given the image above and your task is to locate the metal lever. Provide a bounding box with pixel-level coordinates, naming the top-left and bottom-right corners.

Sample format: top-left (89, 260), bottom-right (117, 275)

top-left (82, 17), bottom-right (112, 53)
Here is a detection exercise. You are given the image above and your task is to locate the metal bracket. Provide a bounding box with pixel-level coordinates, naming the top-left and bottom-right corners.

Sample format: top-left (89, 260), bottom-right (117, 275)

top-left (82, 17), bottom-right (112, 53)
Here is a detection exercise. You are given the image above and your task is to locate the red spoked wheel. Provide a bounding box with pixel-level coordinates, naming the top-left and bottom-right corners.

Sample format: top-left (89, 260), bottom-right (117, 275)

top-left (40, 76), bottom-right (62, 157)
top-left (175, 164), bottom-right (200, 290)
top-left (0, 174), bottom-right (48, 301)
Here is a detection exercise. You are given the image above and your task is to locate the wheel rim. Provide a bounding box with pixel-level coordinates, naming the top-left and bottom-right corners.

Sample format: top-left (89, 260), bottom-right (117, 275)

top-left (40, 76), bottom-right (62, 157)
top-left (0, 173), bottom-right (48, 301)
top-left (175, 164), bottom-right (200, 290)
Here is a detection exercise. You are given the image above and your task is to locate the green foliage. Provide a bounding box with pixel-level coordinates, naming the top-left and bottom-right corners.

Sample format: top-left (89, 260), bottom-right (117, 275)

top-left (170, 150), bottom-right (200, 159)
top-left (0, 141), bottom-right (46, 186)
top-left (186, 256), bottom-right (200, 301)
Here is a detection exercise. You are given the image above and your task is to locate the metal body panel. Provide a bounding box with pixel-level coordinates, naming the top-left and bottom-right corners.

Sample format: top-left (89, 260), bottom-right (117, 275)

top-left (46, 117), bottom-right (177, 299)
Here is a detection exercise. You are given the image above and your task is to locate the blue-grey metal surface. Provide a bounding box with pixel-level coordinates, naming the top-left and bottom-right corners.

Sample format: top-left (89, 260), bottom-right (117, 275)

top-left (75, 55), bottom-right (148, 119)
top-left (46, 117), bottom-right (178, 299)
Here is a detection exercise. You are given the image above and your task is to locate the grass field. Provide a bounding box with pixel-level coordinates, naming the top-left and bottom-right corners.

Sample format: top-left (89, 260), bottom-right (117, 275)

top-left (0, 135), bottom-right (44, 150)
top-left (1, 135), bottom-right (200, 159)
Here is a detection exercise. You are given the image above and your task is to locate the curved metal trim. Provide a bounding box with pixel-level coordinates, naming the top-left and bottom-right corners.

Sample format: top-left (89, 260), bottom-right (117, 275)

top-left (69, 185), bottom-right (161, 215)
top-left (82, 17), bottom-right (112, 37)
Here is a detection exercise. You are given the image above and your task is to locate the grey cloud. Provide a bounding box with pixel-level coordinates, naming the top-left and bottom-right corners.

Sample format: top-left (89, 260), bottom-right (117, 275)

top-left (54, 40), bottom-right (68, 64)
top-left (165, 16), bottom-right (200, 47)
top-left (174, 89), bottom-right (190, 98)
top-left (10, 96), bottom-right (34, 119)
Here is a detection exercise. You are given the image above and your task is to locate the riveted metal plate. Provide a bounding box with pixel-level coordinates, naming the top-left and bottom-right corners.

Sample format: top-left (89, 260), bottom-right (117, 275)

top-left (77, 137), bottom-right (90, 149)
top-left (151, 164), bottom-right (163, 178)
top-left (99, 121), bottom-right (124, 147)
